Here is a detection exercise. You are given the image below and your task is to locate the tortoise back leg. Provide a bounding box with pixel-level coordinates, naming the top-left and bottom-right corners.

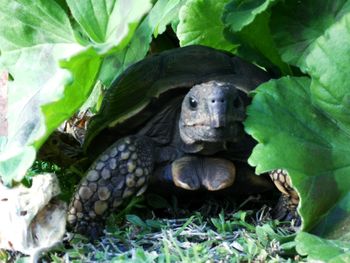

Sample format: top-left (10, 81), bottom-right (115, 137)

top-left (269, 169), bottom-right (300, 224)
top-left (67, 136), bottom-right (154, 238)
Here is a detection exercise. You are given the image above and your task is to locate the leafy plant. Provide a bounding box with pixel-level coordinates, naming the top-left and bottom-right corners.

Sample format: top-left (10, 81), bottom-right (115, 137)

top-left (225, 0), bottom-right (350, 260)
top-left (0, 0), bottom-right (183, 185)
top-left (1, 0), bottom-right (350, 260)
top-left (179, 0), bottom-right (350, 259)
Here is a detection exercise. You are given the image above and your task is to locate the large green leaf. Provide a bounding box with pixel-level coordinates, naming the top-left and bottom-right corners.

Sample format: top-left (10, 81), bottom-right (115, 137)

top-left (0, 0), bottom-right (151, 185)
top-left (302, 13), bottom-right (350, 240)
top-left (223, 0), bottom-right (291, 74)
top-left (223, 0), bottom-right (277, 32)
top-left (307, 14), bottom-right (350, 132)
top-left (270, 0), bottom-right (350, 69)
top-left (0, 0), bottom-right (76, 50)
top-left (98, 0), bottom-right (186, 86)
top-left (245, 11), bottom-right (350, 257)
top-left (296, 232), bottom-right (350, 262)
top-left (177, 0), bottom-right (237, 52)
top-left (66, 0), bottom-right (152, 53)
top-left (245, 76), bottom-right (349, 231)
top-left (0, 0), bottom-right (83, 184)
top-left (38, 48), bottom-right (102, 147)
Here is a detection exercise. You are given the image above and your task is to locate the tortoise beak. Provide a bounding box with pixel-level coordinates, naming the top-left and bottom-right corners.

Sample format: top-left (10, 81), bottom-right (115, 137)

top-left (208, 95), bottom-right (227, 128)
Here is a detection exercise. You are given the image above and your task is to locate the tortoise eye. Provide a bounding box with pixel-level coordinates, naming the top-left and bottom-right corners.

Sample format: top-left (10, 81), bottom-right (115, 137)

top-left (189, 97), bottom-right (198, 109)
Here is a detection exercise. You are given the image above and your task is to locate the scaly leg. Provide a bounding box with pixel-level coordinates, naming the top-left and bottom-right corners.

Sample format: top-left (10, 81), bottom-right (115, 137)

top-left (67, 136), bottom-right (154, 238)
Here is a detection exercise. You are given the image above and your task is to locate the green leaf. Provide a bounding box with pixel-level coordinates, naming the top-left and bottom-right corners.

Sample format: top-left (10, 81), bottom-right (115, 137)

top-left (0, 0), bottom-right (83, 184)
top-left (296, 232), bottom-right (350, 262)
top-left (0, 0), bottom-right (151, 184)
top-left (153, 0), bottom-right (185, 37)
top-left (311, 192), bottom-right (350, 240)
top-left (66, 0), bottom-right (152, 53)
top-left (98, 0), bottom-right (186, 86)
top-left (306, 14), bottom-right (350, 132)
top-left (0, 46), bottom-right (96, 185)
top-left (223, 0), bottom-right (291, 74)
top-left (245, 76), bottom-right (350, 233)
top-left (270, 0), bottom-right (350, 69)
top-left (0, 147), bottom-right (36, 184)
top-left (126, 214), bottom-right (147, 228)
top-left (38, 48), bottom-right (102, 147)
top-left (245, 11), bottom-right (350, 256)
top-left (256, 224), bottom-right (293, 245)
top-left (0, 0), bottom-right (76, 51)
top-left (303, 14), bottom-right (350, 240)
top-left (223, 0), bottom-right (277, 32)
top-left (177, 0), bottom-right (237, 52)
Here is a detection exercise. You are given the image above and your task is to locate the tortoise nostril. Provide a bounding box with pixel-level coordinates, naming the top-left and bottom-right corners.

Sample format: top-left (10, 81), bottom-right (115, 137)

top-left (210, 98), bottom-right (225, 104)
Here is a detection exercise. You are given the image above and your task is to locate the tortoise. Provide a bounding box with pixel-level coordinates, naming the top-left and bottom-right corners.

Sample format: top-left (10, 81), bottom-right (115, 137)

top-left (67, 45), bottom-right (298, 237)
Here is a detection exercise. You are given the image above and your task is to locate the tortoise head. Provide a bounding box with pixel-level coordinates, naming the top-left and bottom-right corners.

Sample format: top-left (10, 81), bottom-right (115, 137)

top-left (179, 81), bottom-right (250, 145)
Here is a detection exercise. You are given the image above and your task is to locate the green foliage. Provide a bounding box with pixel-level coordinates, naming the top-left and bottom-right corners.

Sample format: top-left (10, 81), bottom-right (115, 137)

top-left (0, 0), bottom-right (151, 185)
top-left (66, 0), bottom-right (152, 53)
top-left (177, 0), bottom-right (237, 52)
top-left (242, 1), bottom-right (350, 260)
top-left (223, 0), bottom-right (291, 74)
top-left (270, 0), bottom-right (350, 69)
top-left (0, 0), bottom-right (83, 185)
top-left (296, 232), bottom-right (350, 262)
top-left (211, 211), bottom-right (255, 233)
top-left (245, 75), bottom-right (350, 238)
top-left (1, 0), bottom-right (350, 259)
top-left (98, 0), bottom-right (186, 86)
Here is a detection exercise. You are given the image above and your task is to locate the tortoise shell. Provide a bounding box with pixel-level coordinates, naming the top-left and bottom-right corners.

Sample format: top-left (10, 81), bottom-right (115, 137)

top-left (84, 45), bottom-right (270, 155)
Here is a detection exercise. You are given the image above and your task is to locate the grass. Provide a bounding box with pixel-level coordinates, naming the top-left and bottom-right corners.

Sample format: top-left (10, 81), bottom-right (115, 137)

top-left (1, 162), bottom-right (304, 263)
top-left (41, 195), bottom-right (302, 263)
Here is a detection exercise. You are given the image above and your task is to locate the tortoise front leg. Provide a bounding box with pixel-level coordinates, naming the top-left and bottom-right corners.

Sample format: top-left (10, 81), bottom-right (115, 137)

top-left (67, 136), bottom-right (154, 238)
top-left (171, 156), bottom-right (236, 191)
